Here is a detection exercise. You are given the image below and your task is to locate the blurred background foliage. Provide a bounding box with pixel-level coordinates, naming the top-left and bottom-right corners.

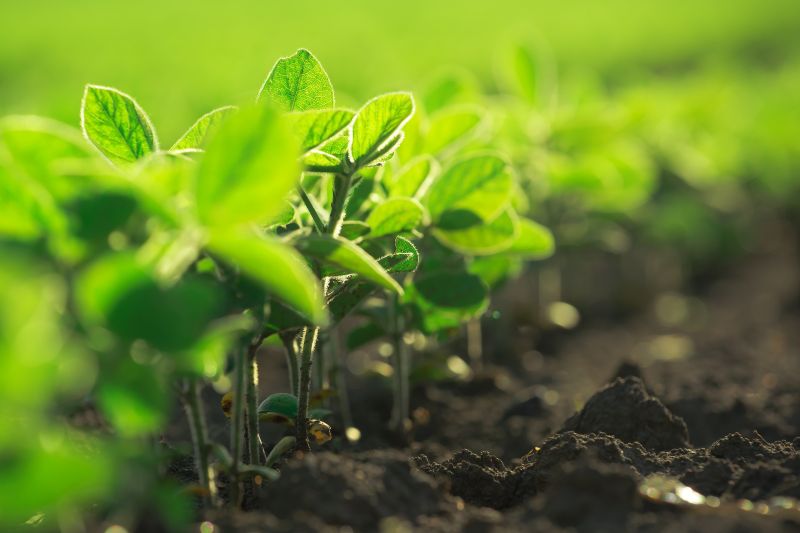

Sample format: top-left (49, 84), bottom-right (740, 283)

top-left (2, 0), bottom-right (799, 139)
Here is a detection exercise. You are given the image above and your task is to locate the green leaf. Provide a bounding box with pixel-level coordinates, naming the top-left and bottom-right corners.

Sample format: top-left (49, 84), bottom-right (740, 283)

top-left (302, 150), bottom-right (340, 171)
top-left (383, 156), bottom-right (438, 198)
top-left (406, 271), bottom-right (488, 333)
top-left (258, 392), bottom-right (298, 421)
top-left (469, 255), bottom-right (520, 288)
top-left (505, 42), bottom-right (556, 107)
top-left (287, 109), bottom-right (354, 153)
top-left (99, 357), bottom-right (168, 436)
top-left (340, 220), bottom-right (371, 240)
top-left (0, 115), bottom-right (92, 192)
top-left (434, 208), bottom-right (519, 255)
top-left (207, 230), bottom-right (327, 325)
top-left (258, 49), bottom-right (334, 112)
top-left (293, 234), bottom-right (402, 295)
top-left (423, 106), bottom-right (484, 155)
top-left (349, 93), bottom-right (415, 165)
top-left (171, 106), bottom-right (237, 152)
top-left (263, 300), bottom-right (308, 336)
top-left (268, 201), bottom-right (296, 227)
top-left (504, 218), bottom-right (554, 259)
top-left (425, 154), bottom-right (513, 223)
top-left (366, 197), bottom-right (425, 238)
top-left (76, 253), bottom-right (222, 352)
top-left (387, 236), bottom-right (420, 273)
top-left (81, 85), bottom-right (158, 165)
top-left (194, 105), bottom-right (299, 228)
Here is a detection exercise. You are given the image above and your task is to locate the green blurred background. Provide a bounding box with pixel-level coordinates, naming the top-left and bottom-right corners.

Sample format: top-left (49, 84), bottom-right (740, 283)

top-left (2, 0), bottom-right (799, 141)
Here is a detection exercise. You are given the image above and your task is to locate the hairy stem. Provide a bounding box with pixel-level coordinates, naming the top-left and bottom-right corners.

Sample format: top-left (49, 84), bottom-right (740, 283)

top-left (295, 327), bottom-right (318, 452)
top-left (389, 294), bottom-right (409, 436)
top-left (246, 348), bottom-right (262, 466)
top-left (181, 379), bottom-right (219, 508)
top-left (295, 171), bottom-right (353, 452)
top-left (229, 347), bottom-right (247, 507)
top-left (297, 185), bottom-right (326, 233)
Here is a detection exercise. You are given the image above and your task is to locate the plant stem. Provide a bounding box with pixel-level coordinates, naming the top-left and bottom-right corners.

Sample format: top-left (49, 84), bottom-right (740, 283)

top-left (389, 294), bottom-right (409, 436)
top-left (180, 379), bottom-right (219, 508)
top-left (295, 171), bottom-right (354, 452)
top-left (280, 332), bottom-right (299, 396)
top-left (295, 326), bottom-right (318, 452)
top-left (297, 185), bottom-right (326, 233)
top-left (246, 346), bottom-right (262, 466)
top-left (466, 318), bottom-right (483, 372)
top-left (327, 173), bottom-right (352, 237)
top-left (229, 347), bottom-right (247, 507)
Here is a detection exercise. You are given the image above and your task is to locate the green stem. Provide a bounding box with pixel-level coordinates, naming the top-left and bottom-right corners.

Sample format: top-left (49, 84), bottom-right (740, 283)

top-left (181, 379), bottom-right (219, 508)
top-left (229, 347), bottom-right (247, 507)
top-left (295, 172), bottom-right (353, 452)
top-left (280, 332), bottom-right (299, 396)
top-left (315, 331), bottom-right (329, 395)
top-left (246, 343), bottom-right (262, 466)
top-left (327, 173), bottom-right (352, 236)
top-left (389, 294), bottom-right (409, 436)
top-left (466, 318), bottom-right (483, 372)
top-left (295, 326), bottom-right (318, 452)
top-left (297, 185), bottom-right (326, 233)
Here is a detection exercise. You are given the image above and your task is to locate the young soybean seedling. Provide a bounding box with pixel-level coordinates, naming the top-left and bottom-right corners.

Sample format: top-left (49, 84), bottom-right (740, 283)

top-left (255, 48), bottom-right (416, 451)
top-left (79, 80), bottom-right (330, 507)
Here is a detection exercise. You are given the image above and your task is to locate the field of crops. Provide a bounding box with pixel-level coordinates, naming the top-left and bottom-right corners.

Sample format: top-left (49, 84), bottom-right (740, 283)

top-left (2, 2), bottom-right (800, 532)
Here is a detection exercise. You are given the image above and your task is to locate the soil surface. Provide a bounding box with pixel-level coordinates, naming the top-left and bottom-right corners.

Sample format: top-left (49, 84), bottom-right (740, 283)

top-left (179, 221), bottom-right (800, 532)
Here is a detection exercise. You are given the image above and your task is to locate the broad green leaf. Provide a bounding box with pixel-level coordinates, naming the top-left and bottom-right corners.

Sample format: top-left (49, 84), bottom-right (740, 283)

top-left (469, 255), bottom-right (520, 288)
top-left (384, 156), bottom-right (438, 198)
top-left (412, 271), bottom-right (488, 310)
top-left (327, 281), bottom-right (375, 323)
top-left (81, 85), bottom-right (158, 165)
top-left (207, 230), bottom-right (326, 325)
top-left (349, 93), bottom-right (415, 165)
top-left (99, 356), bottom-right (168, 436)
top-left (434, 208), bottom-right (519, 255)
top-left (425, 154), bottom-right (513, 222)
top-left (423, 106), bottom-right (484, 154)
top-left (293, 234), bottom-right (402, 295)
top-left (171, 106), bottom-right (237, 152)
top-left (340, 220), bottom-right (371, 240)
top-left (269, 201), bottom-right (296, 227)
top-left (287, 109), bottom-right (354, 153)
top-left (505, 218), bottom-right (554, 259)
top-left (302, 150), bottom-right (341, 171)
top-left (194, 105), bottom-right (299, 228)
top-left (263, 300), bottom-right (308, 336)
top-left (76, 253), bottom-right (222, 352)
top-left (503, 42), bottom-right (557, 108)
top-left (406, 271), bottom-right (488, 333)
top-left (0, 116), bottom-right (92, 194)
top-left (365, 132), bottom-right (404, 167)
top-left (366, 197), bottom-right (425, 237)
top-left (258, 49), bottom-right (334, 112)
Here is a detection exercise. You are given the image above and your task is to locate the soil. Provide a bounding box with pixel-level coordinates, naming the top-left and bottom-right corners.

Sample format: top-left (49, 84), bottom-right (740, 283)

top-left (168, 220), bottom-right (800, 532)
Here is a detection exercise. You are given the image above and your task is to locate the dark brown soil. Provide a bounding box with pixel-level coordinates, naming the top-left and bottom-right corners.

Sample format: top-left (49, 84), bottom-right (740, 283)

top-left (178, 221), bottom-right (800, 532)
